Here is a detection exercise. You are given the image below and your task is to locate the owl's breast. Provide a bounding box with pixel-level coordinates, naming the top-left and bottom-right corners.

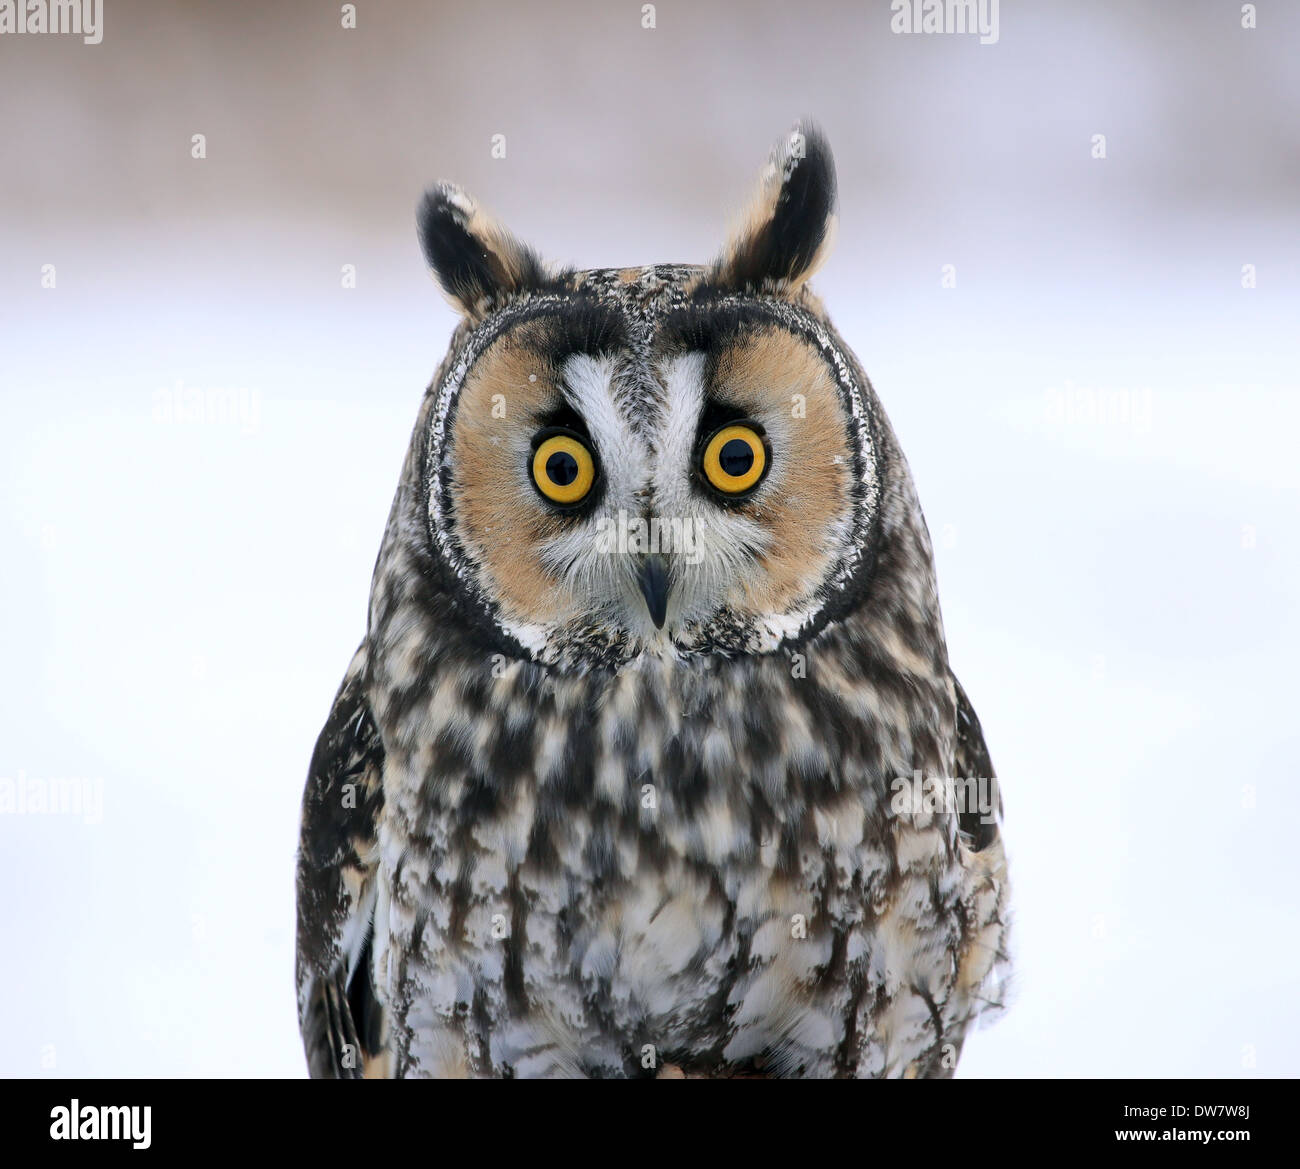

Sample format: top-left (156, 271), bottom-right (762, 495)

top-left (370, 649), bottom-right (1001, 1077)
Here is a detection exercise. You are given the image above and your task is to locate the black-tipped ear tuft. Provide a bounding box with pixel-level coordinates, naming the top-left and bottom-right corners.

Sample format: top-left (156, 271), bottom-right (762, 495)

top-left (417, 184), bottom-right (548, 320)
top-left (708, 123), bottom-right (838, 296)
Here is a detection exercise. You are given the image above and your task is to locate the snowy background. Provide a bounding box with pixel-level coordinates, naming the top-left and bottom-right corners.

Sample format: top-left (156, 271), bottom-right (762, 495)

top-left (2, 0), bottom-right (1297, 1077)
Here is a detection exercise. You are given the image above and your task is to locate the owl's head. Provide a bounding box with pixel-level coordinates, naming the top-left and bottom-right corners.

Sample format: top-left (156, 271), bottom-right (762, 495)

top-left (413, 126), bottom-right (890, 672)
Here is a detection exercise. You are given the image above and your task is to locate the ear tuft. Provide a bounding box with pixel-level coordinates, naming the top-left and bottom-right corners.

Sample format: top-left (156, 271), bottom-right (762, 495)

top-left (417, 183), bottom-right (548, 320)
top-left (709, 123), bottom-right (838, 296)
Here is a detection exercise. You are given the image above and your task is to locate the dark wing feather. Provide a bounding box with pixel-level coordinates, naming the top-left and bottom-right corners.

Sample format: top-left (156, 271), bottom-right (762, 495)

top-left (952, 674), bottom-right (1001, 852)
top-left (295, 646), bottom-right (387, 1078)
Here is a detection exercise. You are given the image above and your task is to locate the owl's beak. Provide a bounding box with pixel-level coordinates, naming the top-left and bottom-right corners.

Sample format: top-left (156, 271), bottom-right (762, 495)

top-left (637, 553), bottom-right (670, 630)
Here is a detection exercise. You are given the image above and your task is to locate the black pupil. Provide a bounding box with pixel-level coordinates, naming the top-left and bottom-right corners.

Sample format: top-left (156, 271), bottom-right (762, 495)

top-left (719, 437), bottom-right (754, 477)
top-left (546, 450), bottom-right (579, 487)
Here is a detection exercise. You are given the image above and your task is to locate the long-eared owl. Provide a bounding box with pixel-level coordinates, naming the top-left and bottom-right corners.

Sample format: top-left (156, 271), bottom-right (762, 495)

top-left (296, 125), bottom-right (1010, 1079)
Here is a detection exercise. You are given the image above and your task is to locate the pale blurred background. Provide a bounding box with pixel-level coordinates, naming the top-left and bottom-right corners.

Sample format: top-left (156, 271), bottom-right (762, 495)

top-left (2, 0), bottom-right (1298, 1077)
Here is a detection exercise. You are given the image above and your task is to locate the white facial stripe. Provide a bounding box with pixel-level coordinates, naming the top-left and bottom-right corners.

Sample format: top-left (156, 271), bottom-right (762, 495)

top-left (650, 352), bottom-right (773, 624)
top-left (560, 354), bottom-right (648, 506)
top-left (519, 354), bottom-right (648, 639)
top-left (652, 352), bottom-right (706, 516)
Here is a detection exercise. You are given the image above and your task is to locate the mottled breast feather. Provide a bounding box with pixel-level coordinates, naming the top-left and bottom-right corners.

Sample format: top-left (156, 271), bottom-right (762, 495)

top-left (297, 129), bottom-right (1010, 1077)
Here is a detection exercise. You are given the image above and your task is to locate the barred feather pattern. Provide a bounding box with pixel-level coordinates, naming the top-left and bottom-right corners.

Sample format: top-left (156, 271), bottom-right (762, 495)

top-left (297, 248), bottom-right (1011, 1078)
top-left (340, 272), bottom-right (1010, 1076)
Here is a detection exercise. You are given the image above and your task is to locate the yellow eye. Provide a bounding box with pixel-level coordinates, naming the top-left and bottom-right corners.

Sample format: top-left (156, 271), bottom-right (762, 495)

top-left (531, 432), bottom-right (596, 505)
top-left (701, 423), bottom-right (768, 495)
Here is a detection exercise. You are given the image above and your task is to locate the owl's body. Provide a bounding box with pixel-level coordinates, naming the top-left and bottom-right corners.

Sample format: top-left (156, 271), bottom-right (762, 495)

top-left (296, 130), bottom-right (1010, 1079)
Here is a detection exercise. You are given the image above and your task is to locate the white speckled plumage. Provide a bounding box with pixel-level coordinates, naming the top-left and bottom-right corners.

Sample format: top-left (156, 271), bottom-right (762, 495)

top-left (295, 126), bottom-right (1010, 1079)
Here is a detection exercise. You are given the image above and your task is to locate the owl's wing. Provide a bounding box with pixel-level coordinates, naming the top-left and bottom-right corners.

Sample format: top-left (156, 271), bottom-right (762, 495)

top-left (295, 646), bottom-right (388, 1078)
top-left (952, 674), bottom-right (1001, 851)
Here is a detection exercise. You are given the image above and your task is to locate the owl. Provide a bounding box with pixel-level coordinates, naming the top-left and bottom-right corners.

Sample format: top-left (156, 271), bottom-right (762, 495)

top-left (295, 125), bottom-right (1010, 1079)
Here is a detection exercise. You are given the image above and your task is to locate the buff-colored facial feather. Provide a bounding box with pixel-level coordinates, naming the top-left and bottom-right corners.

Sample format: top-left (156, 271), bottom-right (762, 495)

top-left (708, 328), bottom-right (854, 613)
top-left (443, 305), bottom-right (858, 656)
top-left (450, 328), bottom-right (580, 626)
